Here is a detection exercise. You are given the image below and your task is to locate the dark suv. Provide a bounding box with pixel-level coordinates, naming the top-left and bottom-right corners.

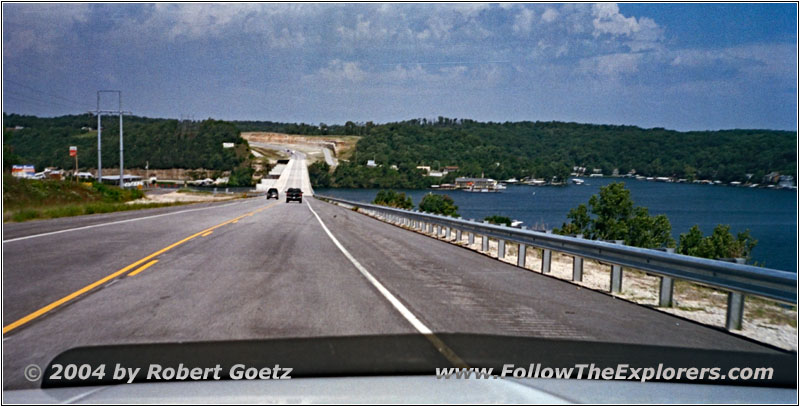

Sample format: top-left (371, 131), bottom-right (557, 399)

top-left (266, 188), bottom-right (279, 200)
top-left (285, 188), bottom-right (303, 203)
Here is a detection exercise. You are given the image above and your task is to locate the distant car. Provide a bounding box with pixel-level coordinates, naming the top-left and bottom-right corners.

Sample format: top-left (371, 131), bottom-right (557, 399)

top-left (266, 188), bottom-right (279, 200)
top-left (285, 188), bottom-right (302, 203)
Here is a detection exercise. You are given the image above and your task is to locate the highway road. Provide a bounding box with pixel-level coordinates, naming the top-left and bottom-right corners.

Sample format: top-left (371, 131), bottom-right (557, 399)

top-left (2, 158), bottom-right (787, 390)
top-left (255, 151), bottom-right (314, 194)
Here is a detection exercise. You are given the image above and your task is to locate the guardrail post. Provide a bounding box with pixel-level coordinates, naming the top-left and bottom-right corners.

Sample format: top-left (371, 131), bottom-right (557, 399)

top-left (468, 232), bottom-right (474, 245)
top-left (572, 234), bottom-right (584, 281)
top-left (658, 248), bottom-right (676, 307)
top-left (456, 229), bottom-right (462, 242)
top-left (437, 225), bottom-right (443, 237)
top-left (445, 227), bottom-right (451, 240)
top-left (610, 265), bottom-right (623, 293)
top-left (659, 277), bottom-right (674, 307)
top-left (498, 239), bottom-right (505, 259)
top-left (726, 292), bottom-right (745, 330)
top-left (610, 240), bottom-right (624, 293)
top-left (518, 243), bottom-right (526, 267)
top-left (482, 235), bottom-right (489, 252)
top-left (542, 229), bottom-right (552, 273)
top-left (725, 258), bottom-right (746, 330)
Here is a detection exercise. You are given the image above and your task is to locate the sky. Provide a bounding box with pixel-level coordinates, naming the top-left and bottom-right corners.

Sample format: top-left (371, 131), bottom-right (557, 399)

top-left (2, 2), bottom-right (797, 131)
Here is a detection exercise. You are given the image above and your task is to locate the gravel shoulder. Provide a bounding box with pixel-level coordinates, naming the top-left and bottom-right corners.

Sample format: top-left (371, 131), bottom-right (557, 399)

top-left (355, 208), bottom-right (798, 351)
top-left (128, 191), bottom-right (241, 204)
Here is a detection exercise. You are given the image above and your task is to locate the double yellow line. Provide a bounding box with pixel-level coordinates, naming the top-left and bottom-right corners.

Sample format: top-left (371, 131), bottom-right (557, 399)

top-left (3, 202), bottom-right (276, 334)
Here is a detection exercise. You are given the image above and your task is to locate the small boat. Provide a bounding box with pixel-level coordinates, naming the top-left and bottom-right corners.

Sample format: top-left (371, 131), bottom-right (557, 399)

top-left (496, 183), bottom-right (507, 190)
top-left (571, 178), bottom-right (584, 185)
top-left (505, 178), bottom-right (519, 184)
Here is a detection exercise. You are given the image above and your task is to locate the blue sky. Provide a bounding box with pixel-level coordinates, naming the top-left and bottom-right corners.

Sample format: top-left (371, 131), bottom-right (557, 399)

top-left (2, 3), bottom-right (797, 131)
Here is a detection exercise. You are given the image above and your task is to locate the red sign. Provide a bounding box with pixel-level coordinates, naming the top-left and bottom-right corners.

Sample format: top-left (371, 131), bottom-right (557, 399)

top-left (69, 146), bottom-right (77, 157)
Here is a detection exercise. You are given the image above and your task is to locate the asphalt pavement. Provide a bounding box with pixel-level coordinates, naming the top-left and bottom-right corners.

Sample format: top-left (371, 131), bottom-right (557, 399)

top-left (2, 159), bottom-right (785, 390)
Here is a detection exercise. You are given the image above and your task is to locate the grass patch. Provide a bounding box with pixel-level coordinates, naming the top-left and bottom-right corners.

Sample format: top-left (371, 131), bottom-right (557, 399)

top-left (5, 201), bottom-right (191, 222)
top-left (676, 306), bottom-right (707, 312)
top-left (3, 174), bottom-right (186, 222)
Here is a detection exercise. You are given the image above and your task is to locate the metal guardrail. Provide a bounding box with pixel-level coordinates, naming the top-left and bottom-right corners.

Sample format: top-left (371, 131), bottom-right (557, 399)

top-left (316, 195), bottom-right (797, 331)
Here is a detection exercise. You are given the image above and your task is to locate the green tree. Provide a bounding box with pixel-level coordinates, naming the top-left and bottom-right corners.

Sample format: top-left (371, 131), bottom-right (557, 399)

top-left (588, 182), bottom-right (634, 240)
top-left (484, 215), bottom-right (512, 226)
top-left (555, 182), bottom-right (674, 248)
top-left (418, 193), bottom-right (459, 217)
top-left (678, 224), bottom-right (758, 263)
top-left (677, 225), bottom-right (705, 257)
top-left (560, 204), bottom-right (591, 236)
top-left (308, 161), bottom-right (331, 188)
top-left (627, 208), bottom-right (674, 248)
top-left (228, 165), bottom-right (254, 186)
top-left (373, 190), bottom-right (413, 209)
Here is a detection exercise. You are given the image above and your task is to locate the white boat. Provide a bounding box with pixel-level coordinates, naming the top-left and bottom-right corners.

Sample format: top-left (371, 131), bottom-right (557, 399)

top-left (505, 178), bottom-right (519, 184)
top-left (571, 178), bottom-right (585, 185)
top-left (496, 183), bottom-right (507, 190)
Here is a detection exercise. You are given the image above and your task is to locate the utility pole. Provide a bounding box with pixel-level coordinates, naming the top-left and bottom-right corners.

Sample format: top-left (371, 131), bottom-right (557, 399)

top-left (119, 92), bottom-right (124, 187)
top-left (92, 91), bottom-right (130, 187)
top-left (96, 93), bottom-right (102, 180)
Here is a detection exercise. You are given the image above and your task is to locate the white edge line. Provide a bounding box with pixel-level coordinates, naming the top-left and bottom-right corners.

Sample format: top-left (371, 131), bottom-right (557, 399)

top-left (60, 387), bottom-right (108, 404)
top-left (3, 200), bottom-right (247, 243)
top-left (305, 200), bottom-right (433, 335)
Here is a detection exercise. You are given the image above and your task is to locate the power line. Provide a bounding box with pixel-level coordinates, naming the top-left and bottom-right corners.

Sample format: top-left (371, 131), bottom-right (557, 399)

top-left (4, 79), bottom-right (89, 109)
top-left (3, 93), bottom-right (87, 111)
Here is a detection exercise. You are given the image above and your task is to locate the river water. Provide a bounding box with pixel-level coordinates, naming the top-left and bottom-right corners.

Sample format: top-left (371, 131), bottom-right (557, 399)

top-left (316, 179), bottom-right (797, 272)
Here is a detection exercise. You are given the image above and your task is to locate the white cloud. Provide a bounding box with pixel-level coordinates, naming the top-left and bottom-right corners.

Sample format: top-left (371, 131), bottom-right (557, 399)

top-left (512, 8), bottom-right (535, 34)
top-left (305, 59), bottom-right (484, 90)
top-left (579, 53), bottom-right (642, 78)
top-left (669, 43), bottom-right (797, 81)
top-left (317, 60), bottom-right (368, 83)
top-left (541, 8), bottom-right (559, 23)
top-left (592, 3), bottom-right (639, 36)
top-left (3, 4), bottom-right (90, 56)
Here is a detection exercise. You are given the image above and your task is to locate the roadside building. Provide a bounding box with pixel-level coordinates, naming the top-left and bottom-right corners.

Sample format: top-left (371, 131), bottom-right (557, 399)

top-left (778, 175), bottom-right (795, 189)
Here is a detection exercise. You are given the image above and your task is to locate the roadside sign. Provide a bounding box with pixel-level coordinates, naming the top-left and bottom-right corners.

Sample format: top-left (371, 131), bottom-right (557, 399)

top-left (69, 146), bottom-right (77, 157)
top-left (11, 165), bottom-right (35, 178)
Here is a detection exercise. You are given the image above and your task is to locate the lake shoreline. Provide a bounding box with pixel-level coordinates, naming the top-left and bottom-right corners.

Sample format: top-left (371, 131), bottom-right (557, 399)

top-left (316, 179), bottom-right (797, 272)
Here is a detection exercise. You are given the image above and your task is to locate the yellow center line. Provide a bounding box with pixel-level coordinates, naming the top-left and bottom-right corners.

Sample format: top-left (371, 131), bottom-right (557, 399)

top-left (127, 260), bottom-right (159, 277)
top-left (2, 202), bottom-right (277, 334)
top-left (201, 231), bottom-right (213, 237)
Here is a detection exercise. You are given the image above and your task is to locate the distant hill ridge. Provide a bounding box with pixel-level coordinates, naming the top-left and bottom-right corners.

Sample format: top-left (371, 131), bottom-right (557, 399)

top-left (3, 114), bottom-right (796, 188)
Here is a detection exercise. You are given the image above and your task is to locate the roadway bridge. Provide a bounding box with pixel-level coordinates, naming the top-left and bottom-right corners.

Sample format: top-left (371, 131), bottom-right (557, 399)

top-left (2, 157), bottom-right (794, 394)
